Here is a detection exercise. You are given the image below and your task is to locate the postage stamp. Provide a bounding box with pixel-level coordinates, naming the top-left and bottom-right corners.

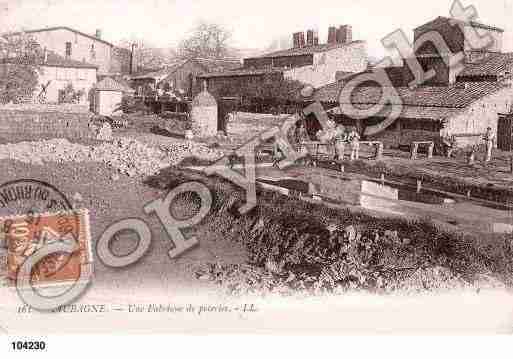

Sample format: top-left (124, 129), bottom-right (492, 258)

top-left (2, 209), bottom-right (93, 287)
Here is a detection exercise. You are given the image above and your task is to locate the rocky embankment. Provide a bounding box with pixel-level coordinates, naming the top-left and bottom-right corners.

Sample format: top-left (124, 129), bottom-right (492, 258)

top-left (0, 138), bottom-right (224, 178)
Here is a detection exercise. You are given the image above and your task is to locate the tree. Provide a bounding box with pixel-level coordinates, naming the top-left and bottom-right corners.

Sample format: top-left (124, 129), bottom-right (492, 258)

top-left (117, 37), bottom-right (177, 72)
top-left (0, 31), bottom-right (42, 104)
top-left (178, 21), bottom-right (232, 59)
top-left (214, 74), bottom-right (305, 114)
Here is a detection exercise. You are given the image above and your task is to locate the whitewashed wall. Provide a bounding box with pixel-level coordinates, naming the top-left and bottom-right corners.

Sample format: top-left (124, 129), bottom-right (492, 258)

top-left (443, 85), bottom-right (513, 147)
top-left (37, 65), bottom-right (97, 104)
top-left (284, 42), bottom-right (368, 88)
top-left (32, 29), bottom-right (112, 75)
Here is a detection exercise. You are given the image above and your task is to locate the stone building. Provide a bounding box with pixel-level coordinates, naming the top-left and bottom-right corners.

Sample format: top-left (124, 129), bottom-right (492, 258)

top-left (197, 24), bottom-right (368, 96)
top-left (11, 27), bottom-right (115, 75)
top-left (0, 49), bottom-right (98, 104)
top-left (309, 16), bottom-right (513, 149)
top-left (130, 58), bottom-right (240, 98)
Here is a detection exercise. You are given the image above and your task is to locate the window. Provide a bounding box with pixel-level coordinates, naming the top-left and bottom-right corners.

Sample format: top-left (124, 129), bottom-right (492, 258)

top-left (66, 68), bottom-right (76, 80)
top-left (78, 69), bottom-right (86, 80)
top-left (56, 68), bottom-right (66, 80)
top-left (65, 42), bottom-right (72, 57)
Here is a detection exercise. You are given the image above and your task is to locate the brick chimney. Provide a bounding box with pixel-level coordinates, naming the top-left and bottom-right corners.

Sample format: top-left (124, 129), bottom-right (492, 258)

top-left (293, 32), bottom-right (300, 48)
top-left (337, 25), bottom-right (352, 44)
top-left (95, 29), bottom-right (102, 39)
top-left (306, 29), bottom-right (314, 46)
top-left (298, 32), bottom-right (305, 48)
top-left (328, 26), bottom-right (337, 44)
top-left (313, 30), bottom-right (319, 45)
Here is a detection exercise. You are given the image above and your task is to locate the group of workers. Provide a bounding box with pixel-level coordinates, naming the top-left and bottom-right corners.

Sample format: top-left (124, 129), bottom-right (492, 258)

top-left (274, 114), bottom-right (498, 165)
top-left (442, 126), bottom-right (495, 163)
top-left (294, 119), bottom-right (361, 161)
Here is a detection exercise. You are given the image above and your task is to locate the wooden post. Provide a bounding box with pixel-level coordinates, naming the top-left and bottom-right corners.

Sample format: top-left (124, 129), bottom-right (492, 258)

top-left (375, 142), bottom-right (384, 161)
top-left (427, 142), bottom-right (434, 159)
top-left (410, 143), bottom-right (418, 160)
top-left (467, 150), bottom-right (475, 165)
top-left (466, 190), bottom-right (471, 199)
top-left (416, 179), bottom-right (422, 193)
top-left (380, 173), bottom-right (385, 186)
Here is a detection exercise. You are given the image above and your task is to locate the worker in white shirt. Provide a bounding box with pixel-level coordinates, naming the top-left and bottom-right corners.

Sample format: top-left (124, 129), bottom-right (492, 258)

top-left (334, 124), bottom-right (347, 161)
top-left (483, 127), bottom-right (495, 162)
top-left (348, 127), bottom-right (361, 161)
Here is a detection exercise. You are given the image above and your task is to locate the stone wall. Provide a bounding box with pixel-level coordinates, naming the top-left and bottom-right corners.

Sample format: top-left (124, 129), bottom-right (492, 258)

top-left (0, 110), bottom-right (94, 142)
top-left (443, 84), bottom-right (513, 147)
top-left (285, 41), bottom-right (368, 88)
top-left (226, 112), bottom-right (291, 144)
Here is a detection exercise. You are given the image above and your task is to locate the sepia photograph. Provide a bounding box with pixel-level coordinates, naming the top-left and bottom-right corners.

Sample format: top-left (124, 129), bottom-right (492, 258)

top-left (0, 0), bottom-right (513, 353)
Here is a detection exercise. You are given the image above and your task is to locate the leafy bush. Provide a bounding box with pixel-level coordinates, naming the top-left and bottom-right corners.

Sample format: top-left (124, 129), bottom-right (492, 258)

top-left (0, 32), bottom-right (42, 104)
top-left (120, 95), bottom-right (149, 113)
top-left (58, 83), bottom-right (85, 104)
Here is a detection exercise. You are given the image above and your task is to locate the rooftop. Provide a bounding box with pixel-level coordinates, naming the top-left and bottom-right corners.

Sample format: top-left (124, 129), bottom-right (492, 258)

top-left (459, 52), bottom-right (513, 78)
top-left (329, 103), bottom-right (463, 120)
top-left (312, 80), bottom-right (506, 108)
top-left (415, 16), bottom-right (504, 33)
top-left (246, 40), bottom-right (365, 59)
top-left (130, 58), bottom-right (242, 81)
top-left (1, 49), bottom-right (98, 69)
top-left (6, 26), bottom-right (114, 47)
top-left (43, 50), bottom-right (98, 69)
top-left (197, 67), bottom-right (285, 78)
top-left (95, 77), bottom-right (131, 92)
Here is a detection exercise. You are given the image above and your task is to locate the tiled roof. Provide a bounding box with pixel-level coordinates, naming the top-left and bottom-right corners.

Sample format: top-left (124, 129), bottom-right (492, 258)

top-left (415, 16), bottom-right (504, 33)
top-left (130, 61), bottom-right (188, 81)
top-left (193, 58), bottom-right (241, 72)
top-left (247, 40), bottom-right (365, 59)
top-left (1, 50), bottom-right (98, 69)
top-left (313, 80), bottom-right (506, 108)
top-left (130, 58), bottom-right (241, 81)
top-left (459, 52), bottom-right (513, 77)
top-left (95, 77), bottom-right (130, 92)
top-left (197, 68), bottom-right (284, 78)
top-left (328, 104), bottom-right (462, 120)
top-left (43, 50), bottom-right (98, 69)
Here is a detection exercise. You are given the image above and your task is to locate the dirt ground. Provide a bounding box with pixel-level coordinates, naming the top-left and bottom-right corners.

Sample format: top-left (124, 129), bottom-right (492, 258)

top-left (0, 159), bottom-right (247, 298)
top-left (379, 147), bottom-right (513, 188)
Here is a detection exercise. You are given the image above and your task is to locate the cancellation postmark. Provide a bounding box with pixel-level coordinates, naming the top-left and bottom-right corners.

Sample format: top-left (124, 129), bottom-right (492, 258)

top-left (0, 179), bottom-right (93, 289)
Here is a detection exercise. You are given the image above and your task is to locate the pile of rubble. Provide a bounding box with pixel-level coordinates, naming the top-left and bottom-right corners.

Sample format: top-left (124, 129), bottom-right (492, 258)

top-left (0, 137), bottom-right (224, 177)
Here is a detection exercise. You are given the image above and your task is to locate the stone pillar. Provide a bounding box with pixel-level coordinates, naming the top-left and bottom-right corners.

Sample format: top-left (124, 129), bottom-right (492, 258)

top-left (191, 81), bottom-right (218, 138)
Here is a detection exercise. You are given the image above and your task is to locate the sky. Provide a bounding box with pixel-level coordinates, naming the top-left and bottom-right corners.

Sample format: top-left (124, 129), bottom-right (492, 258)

top-left (0, 0), bottom-right (512, 59)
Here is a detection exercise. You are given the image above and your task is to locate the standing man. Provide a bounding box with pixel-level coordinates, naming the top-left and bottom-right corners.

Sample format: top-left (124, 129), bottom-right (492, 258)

top-left (348, 127), bottom-right (361, 161)
top-left (334, 124), bottom-right (347, 161)
top-left (483, 127), bottom-right (495, 162)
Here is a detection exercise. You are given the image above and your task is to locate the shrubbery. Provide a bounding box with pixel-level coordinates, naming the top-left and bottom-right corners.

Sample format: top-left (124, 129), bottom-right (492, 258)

top-left (58, 83), bottom-right (85, 104)
top-left (145, 167), bottom-right (513, 296)
top-left (0, 32), bottom-right (42, 104)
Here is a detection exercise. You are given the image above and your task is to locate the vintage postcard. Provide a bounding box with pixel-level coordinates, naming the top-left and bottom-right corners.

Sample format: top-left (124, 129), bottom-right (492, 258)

top-left (1, 0), bottom-right (513, 353)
